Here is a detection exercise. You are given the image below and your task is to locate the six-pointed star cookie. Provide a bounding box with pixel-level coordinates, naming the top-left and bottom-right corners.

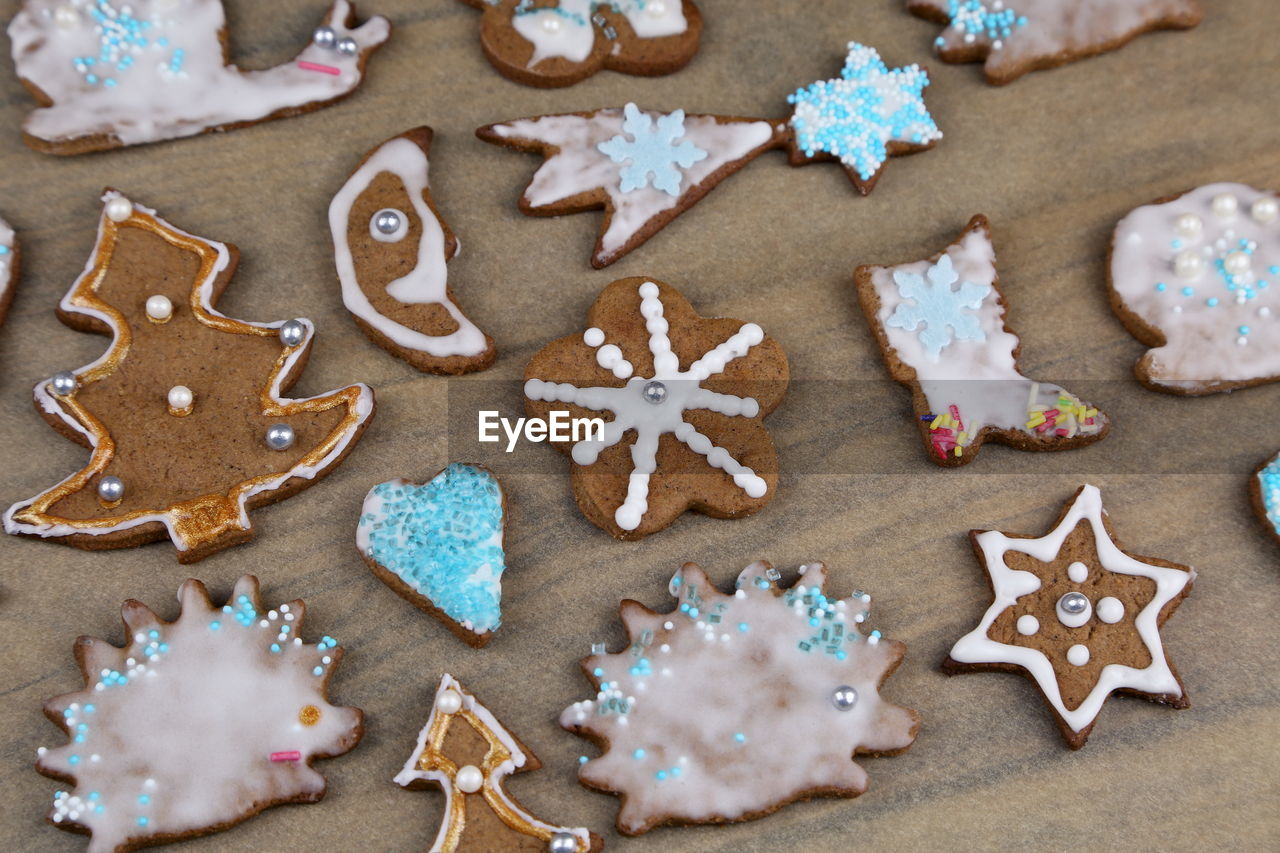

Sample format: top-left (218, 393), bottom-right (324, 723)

top-left (944, 484), bottom-right (1194, 749)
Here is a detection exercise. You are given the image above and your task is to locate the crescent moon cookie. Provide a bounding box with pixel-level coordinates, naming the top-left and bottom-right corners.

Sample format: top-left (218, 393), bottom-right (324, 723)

top-left (3, 191), bottom-right (375, 563)
top-left (1252, 452), bottom-right (1280, 546)
top-left (36, 576), bottom-right (362, 852)
top-left (906, 0), bottom-right (1203, 85)
top-left (396, 675), bottom-right (603, 852)
top-left (524, 277), bottom-right (788, 539)
top-left (562, 561), bottom-right (919, 835)
top-left (0, 214), bottom-right (18, 326)
top-left (1108, 183), bottom-right (1280, 395)
top-left (8, 1), bottom-right (390, 154)
top-left (357, 464), bottom-right (507, 647)
top-left (458, 0), bottom-right (702, 88)
top-left (855, 215), bottom-right (1109, 465)
top-left (944, 485), bottom-right (1195, 749)
top-left (330, 128), bottom-right (496, 375)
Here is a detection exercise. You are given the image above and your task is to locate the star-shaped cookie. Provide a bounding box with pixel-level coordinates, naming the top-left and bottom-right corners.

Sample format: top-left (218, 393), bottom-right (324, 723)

top-left (944, 485), bottom-right (1194, 748)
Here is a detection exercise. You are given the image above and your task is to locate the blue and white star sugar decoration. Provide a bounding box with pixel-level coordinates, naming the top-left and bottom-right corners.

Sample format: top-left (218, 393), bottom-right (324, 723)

top-left (598, 103), bottom-right (709, 197)
top-left (787, 42), bottom-right (942, 191)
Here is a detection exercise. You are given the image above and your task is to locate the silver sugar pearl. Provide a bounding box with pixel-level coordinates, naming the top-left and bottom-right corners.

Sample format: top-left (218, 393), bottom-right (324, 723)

top-left (51, 371), bottom-right (78, 396)
top-left (642, 380), bottom-right (667, 404)
top-left (831, 685), bottom-right (858, 711)
top-left (279, 319), bottom-right (306, 348)
top-left (313, 26), bottom-right (337, 48)
top-left (336, 37), bottom-right (359, 56)
top-left (266, 423), bottom-right (296, 451)
top-left (374, 209), bottom-right (402, 235)
top-left (97, 475), bottom-right (125, 503)
top-left (1059, 591), bottom-right (1089, 615)
top-left (548, 832), bottom-right (578, 853)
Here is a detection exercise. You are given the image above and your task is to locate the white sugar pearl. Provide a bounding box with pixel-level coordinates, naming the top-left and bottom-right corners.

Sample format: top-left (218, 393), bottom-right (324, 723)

top-left (1251, 197), bottom-right (1279, 224)
top-left (583, 327), bottom-right (605, 347)
top-left (1016, 615), bottom-right (1039, 636)
top-left (455, 765), bottom-right (483, 793)
top-left (167, 385), bottom-right (193, 412)
top-left (1096, 597), bottom-right (1124, 624)
top-left (54, 5), bottom-right (79, 28)
top-left (1260, 306), bottom-right (1273, 319)
top-left (1224, 250), bottom-right (1252, 276)
top-left (1211, 192), bottom-right (1238, 219)
top-left (541, 14), bottom-right (561, 32)
top-left (1067, 644), bottom-right (1091, 666)
top-left (1174, 213), bottom-right (1202, 238)
top-left (105, 196), bottom-right (133, 222)
top-left (648, 0), bottom-right (668, 15)
top-left (1174, 249), bottom-right (1204, 279)
top-left (437, 689), bottom-right (462, 715)
top-left (145, 294), bottom-right (172, 321)
top-left (1067, 561), bottom-right (1088, 583)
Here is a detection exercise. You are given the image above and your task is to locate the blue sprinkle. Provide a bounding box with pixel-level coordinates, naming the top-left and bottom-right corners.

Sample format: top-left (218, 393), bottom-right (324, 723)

top-left (137, 817), bottom-right (148, 827)
top-left (1155, 282), bottom-right (1167, 292)
top-left (734, 732), bottom-right (746, 743)
top-left (633, 748), bottom-right (646, 760)
top-left (68, 755), bottom-right (80, 765)
top-left (737, 622), bottom-right (749, 633)
top-left (312, 666), bottom-right (323, 677)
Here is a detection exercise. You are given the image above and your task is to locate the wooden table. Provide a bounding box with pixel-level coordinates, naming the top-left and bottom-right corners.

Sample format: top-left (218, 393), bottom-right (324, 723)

top-left (1, 1), bottom-right (1276, 850)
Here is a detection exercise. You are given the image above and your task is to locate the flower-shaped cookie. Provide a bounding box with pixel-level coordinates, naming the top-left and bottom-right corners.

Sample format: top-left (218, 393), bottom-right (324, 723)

top-left (524, 277), bottom-right (788, 539)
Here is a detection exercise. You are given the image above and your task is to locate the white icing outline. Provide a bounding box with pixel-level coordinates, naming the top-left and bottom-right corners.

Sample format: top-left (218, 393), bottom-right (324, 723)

top-left (949, 485), bottom-right (1193, 733)
top-left (511, 0), bottom-right (689, 67)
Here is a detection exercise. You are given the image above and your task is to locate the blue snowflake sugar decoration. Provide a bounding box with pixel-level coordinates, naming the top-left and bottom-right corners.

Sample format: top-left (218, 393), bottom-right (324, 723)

top-left (886, 254), bottom-right (991, 359)
top-left (788, 42), bottom-right (942, 181)
top-left (598, 103), bottom-right (709, 196)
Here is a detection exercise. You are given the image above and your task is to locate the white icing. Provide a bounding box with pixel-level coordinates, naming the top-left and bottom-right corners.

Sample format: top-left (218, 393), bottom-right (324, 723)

top-left (1067, 644), bottom-right (1091, 666)
top-left (949, 485), bottom-right (1193, 732)
top-left (329, 136), bottom-right (489, 359)
top-left (485, 109), bottom-right (775, 265)
top-left (1110, 182), bottom-right (1280, 390)
top-left (2, 191), bottom-right (375, 550)
top-left (1016, 614), bottom-right (1039, 636)
top-left (37, 577), bottom-right (359, 851)
top-left (9, 1), bottom-right (390, 148)
top-left (511, 0), bottom-right (688, 66)
top-left (1096, 596), bottom-right (1124, 623)
top-left (1067, 561), bottom-right (1088, 582)
top-left (526, 281), bottom-right (768, 532)
top-left (395, 674), bottom-right (593, 850)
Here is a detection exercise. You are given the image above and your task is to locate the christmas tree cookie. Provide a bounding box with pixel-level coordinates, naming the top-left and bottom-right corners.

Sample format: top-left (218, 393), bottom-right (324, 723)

top-left (907, 0), bottom-right (1202, 85)
top-left (8, 1), bottom-right (390, 154)
top-left (396, 674), bottom-right (602, 852)
top-left (945, 485), bottom-right (1194, 749)
top-left (3, 191), bottom-right (375, 563)
top-left (562, 561), bottom-right (919, 834)
top-left (357, 464), bottom-right (507, 647)
top-left (855, 215), bottom-right (1109, 465)
top-left (36, 576), bottom-right (362, 852)
top-left (478, 42), bottom-right (941, 267)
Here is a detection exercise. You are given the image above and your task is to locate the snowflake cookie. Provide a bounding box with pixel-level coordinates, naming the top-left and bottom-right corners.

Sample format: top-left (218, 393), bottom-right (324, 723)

top-left (330, 127), bottom-right (496, 375)
top-left (478, 42), bottom-right (941, 267)
top-left (907, 0), bottom-right (1202, 85)
top-left (1251, 452), bottom-right (1280, 546)
top-left (8, 1), bottom-right (390, 154)
top-left (396, 674), bottom-right (603, 852)
top-left (357, 463), bottom-right (507, 647)
top-left (1108, 183), bottom-right (1280, 394)
top-left (0, 213), bottom-right (18, 326)
top-left (562, 561), bottom-right (919, 834)
top-left (524, 277), bottom-right (788, 539)
top-left (458, 0), bottom-right (702, 88)
top-left (3, 192), bottom-right (375, 563)
top-left (945, 485), bottom-right (1194, 749)
top-left (36, 576), bottom-right (362, 852)
top-left (855, 215), bottom-right (1109, 465)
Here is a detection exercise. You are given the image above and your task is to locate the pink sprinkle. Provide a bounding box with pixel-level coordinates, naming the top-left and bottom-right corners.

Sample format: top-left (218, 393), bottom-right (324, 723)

top-left (298, 61), bottom-right (341, 76)
top-left (270, 751), bottom-right (302, 763)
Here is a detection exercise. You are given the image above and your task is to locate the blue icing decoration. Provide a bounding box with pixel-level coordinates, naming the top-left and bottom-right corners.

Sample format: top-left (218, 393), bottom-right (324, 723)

top-left (1260, 454), bottom-right (1280, 538)
top-left (597, 103), bottom-right (708, 197)
top-left (359, 464), bottom-right (505, 634)
top-left (787, 42), bottom-right (941, 181)
top-left (885, 254), bottom-right (991, 358)
top-left (946, 1), bottom-right (1027, 43)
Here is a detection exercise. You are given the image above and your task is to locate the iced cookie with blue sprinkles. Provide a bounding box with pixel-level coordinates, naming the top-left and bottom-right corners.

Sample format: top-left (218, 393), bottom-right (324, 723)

top-left (0, 214), bottom-right (18, 327)
top-left (357, 463), bottom-right (507, 647)
top-left (1252, 452), bottom-right (1280, 546)
top-left (907, 0), bottom-right (1202, 85)
top-left (562, 560), bottom-right (919, 834)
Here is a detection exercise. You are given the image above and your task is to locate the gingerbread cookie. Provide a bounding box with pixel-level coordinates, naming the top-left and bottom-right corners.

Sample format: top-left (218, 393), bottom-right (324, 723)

top-left (1252, 452), bottom-right (1280, 546)
top-left (907, 0), bottom-right (1203, 85)
top-left (37, 576), bottom-right (362, 852)
top-left (397, 674), bottom-right (602, 852)
top-left (855, 215), bottom-right (1109, 465)
top-left (330, 128), bottom-right (496, 375)
top-left (357, 464), bottom-right (507, 647)
top-left (459, 0), bottom-right (702, 88)
top-left (1108, 183), bottom-right (1279, 395)
top-left (562, 561), bottom-right (919, 834)
top-left (478, 42), bottom-right (941, 267)
top-left (524, 277), bottom-right (787, 539)
top-left (8, 1), bottom-right (390, 154)
top-left (944, 485), bottom-right (1194, 749)
top-left (0, 214), bottom-right (18, 326)
top-left (3, 191), bottom-right (375, 563)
